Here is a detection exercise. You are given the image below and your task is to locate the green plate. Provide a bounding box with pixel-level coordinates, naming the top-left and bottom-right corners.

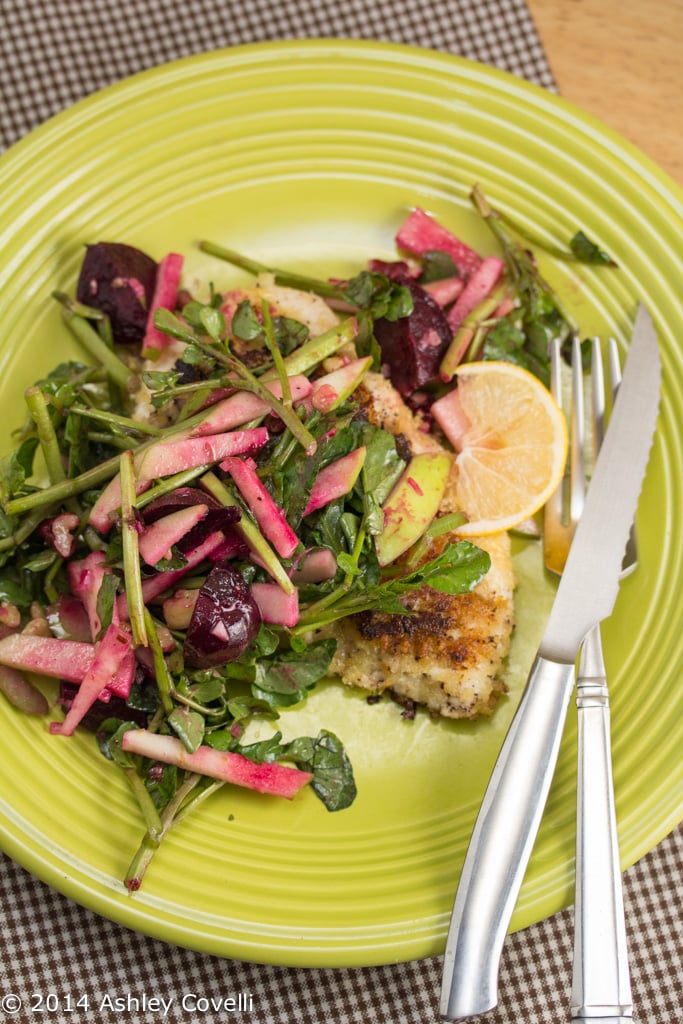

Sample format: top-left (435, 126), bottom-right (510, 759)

top-left (1, 40), bottom-right (682, 968)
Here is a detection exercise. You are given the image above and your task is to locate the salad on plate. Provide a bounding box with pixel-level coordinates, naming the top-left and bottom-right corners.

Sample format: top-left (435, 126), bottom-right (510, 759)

top-left (0, 185), bottom-right (612, 889)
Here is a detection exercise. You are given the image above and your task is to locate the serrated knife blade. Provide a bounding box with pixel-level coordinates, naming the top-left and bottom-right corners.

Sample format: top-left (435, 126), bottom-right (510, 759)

top-left (439, 303), bottom-right (661, 1022)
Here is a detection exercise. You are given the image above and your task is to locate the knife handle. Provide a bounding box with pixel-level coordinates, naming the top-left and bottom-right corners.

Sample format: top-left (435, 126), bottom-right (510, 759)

top-left (571, 625), bottom-right (632, 1021)
top-left (439, 654), bottom-right (576, 1022)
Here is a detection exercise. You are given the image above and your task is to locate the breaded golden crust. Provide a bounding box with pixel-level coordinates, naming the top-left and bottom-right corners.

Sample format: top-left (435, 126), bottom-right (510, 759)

top-left (356, 371), bottom-right (444, 456)
top-left (320, 372), bottom-right (516, 719)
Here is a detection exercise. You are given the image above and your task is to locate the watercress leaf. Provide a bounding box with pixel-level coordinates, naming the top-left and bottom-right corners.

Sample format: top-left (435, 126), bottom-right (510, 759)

top-left (418, 249), bottom-right (460, 283)
top-left (251, 684), bottom-right (308, 709)
top-left (569, 230), bottom-right (616, 266)
top-left (359, 424), bottom-right (406, 509)
top-left (342, 271), bottom-right (413, 322)
top-left (336, 551), bottom-right (360, 576)
top-left (384, 282), bottom-right (414, 321)
top-left (168, 707), bottom-right (205, 753)
top-left (153, 308), bottom-right (198, 345)
top-left (560, 335), bottom-right (592, 372)
top-left (225, 693), bottom-right (279, 723)
top-left (199, 305), bottom-right (226, 341)
top-left (249, 624), bottom-right (281, 658)
top-left (362, 490), bottom-right (384, 537)
top-left (288, 633), bottom-right (309, 655)
top-left (309, 500), bottom-right (345, 554)
top-left (103, 533), bottom-right (124, 568)
top-left (204, 728), bottom-right (234, 751)
top-left (482, 317), bottom-right (526, 362)
top-left (191, 678), bottom-right (225, 704)
top-left (146, 762), bottom-right (179, 811)
top-left (153, 548), bottom-right (188, 572)
top-left (100, 720), bottom-right (138, 767)
top-left (352, 313), bottom-right (383, 368)
top-left (179, 300), bottom-right (205, 330)
top-left (285, 729), bottom-right (357, 811)
top-left (95, 572), bottom-right (119, 640)
top-left (177, 343), bottom-right (207, 366)
top-left (125, 681), bottom-right (161, 714)
top-left (273, 316), bottom-right (309, 355)
top-left (231, 300), bottom-right (263, 341)
top-left (343, 270), bottom-right (375, 308)
top-left (235, 731), bottom-right (285, 763)
top-left (407, 540), bottom-right (491, 595)
top-left (0, 437), bottom-right (39, 498)
top-left (339, 510), bottom-right (361, 549)
top-left (0, 575), bottom-right (33, 608)
top-left (20, 549), bottom-right (57, 573)
top-left (254, 638), bottom-right (336, 695)
top-left (141, 369), bottom-right (182, 394)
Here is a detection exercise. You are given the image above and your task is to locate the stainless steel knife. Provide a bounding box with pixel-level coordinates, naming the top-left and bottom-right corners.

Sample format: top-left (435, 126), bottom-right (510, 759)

top-left (439, 303), bottom-right (661, 1022)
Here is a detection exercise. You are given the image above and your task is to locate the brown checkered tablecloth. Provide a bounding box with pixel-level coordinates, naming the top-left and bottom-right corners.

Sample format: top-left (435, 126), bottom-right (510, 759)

top-left (0, 2), bottom-right (681, 1023)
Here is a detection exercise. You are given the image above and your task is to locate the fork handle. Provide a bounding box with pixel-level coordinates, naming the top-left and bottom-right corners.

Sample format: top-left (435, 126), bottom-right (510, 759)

top-left (571, 624), bottom-right (632, 1021)
top-left (440, 654), bottom-right (575, 1021)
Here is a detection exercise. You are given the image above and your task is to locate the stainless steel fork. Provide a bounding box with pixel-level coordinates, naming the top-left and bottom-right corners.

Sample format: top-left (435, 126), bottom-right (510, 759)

top-left (544, 336), bottom-right (634, 1024)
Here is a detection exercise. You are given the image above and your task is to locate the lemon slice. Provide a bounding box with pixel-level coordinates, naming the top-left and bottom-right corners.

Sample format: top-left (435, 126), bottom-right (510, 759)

top-left (432, 361), bottom-right (568, 536)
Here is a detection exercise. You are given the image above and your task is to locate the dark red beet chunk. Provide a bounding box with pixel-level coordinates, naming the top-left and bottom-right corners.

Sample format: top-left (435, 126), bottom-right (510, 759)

top-left (373, 276), bottom-right (452, 395)
top-left (183, 565), bottom-right (261, 669)
top-left (141, 487), bottom-right (222, 523)
top-left (76, 242), bottom-right (159, 345)
top-left (140, 486), bottom-right (242, 554)
top-left (176, 507), bottom-right (243, 555)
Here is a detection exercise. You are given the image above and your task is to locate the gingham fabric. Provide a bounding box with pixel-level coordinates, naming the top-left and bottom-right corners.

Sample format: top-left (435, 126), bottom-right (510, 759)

top-left (0, 0), bottom-right (555, 152)
top-left (1, 2), bottom-right (682, 1023)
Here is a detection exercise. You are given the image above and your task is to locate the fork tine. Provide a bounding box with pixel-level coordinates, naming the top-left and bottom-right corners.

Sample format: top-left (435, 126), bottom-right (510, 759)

top-left (543, 337), bottom-right (570, 574)
top-left (547, 336), bottom-right (564, 521)
top-left (569, 335), bottom-right (586, 529)
top-left (544, 335), bottom-right (587, 575)
top-left (608, 336), bottom-right (622, 398)
top-left (591, 337), bottom-right (606, 458)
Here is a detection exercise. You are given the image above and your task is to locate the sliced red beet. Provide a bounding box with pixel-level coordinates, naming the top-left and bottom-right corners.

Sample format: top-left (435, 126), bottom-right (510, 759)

top-left (50, 623), bottom-right (134, 736)
top-left (0, 634), bottom-right (95, 682)
top-left (138, 504), bottom-right (210, 567)
top-left (75, 242), bottom-right (159, 345)
top-left (372, 276), bottom-right (453, 395)
top-left (121, 729), bottom-right (312, 798)
top-left (177, 509), bottom-right (243, 556)
top-left (140, 486), bottom-right (241, 554)
top-left (89, 428), bottom-right (267, 534)
top-left (140, 487), bottom-right (221, 523)
top-left (183, 565), bottom-right (262, 669)
top-left (446, 256), bottom-right (505, 332)
top-left (396, 207), bottom-right (483, 278)
top-left (250, 583), bottom-right (300, 627)
top-left (220, 456), bottom-right (299, 559)
top-left (141, 252), bottom-right (184, 356)
top-left (118, 529), bottom-right (228, 617)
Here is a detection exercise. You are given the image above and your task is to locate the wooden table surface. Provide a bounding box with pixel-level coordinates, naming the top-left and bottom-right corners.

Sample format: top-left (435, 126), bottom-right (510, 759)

top-left (528, 0), bottom-right (683, 189)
